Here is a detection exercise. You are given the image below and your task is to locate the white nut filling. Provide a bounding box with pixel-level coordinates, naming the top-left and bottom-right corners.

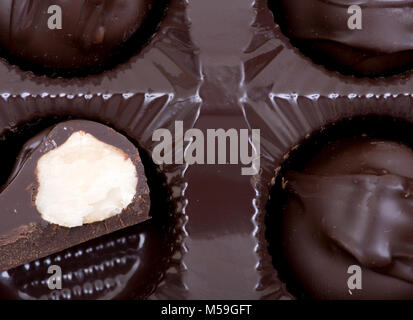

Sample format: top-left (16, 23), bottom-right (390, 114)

top-left (35, 131), bottom-right (138, 228)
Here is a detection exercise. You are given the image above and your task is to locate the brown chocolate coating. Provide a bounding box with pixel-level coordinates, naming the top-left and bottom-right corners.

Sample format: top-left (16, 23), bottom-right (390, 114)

top-left (0, 120), bottom-right (150, 272)
top-left (282, 138), bottom-right (413, 299)
top-left (272, 0), bottom-right (413, 76)
top-left (0, 0), bottom-right (153, 75)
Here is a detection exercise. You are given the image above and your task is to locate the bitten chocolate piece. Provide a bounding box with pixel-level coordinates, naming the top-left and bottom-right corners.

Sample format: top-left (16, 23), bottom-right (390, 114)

top-left (0, 0), bottom-right (153, 74)
top-left (272, 0), bottom-right (413, 76)
top-left (281, 138), bottom-right (413, 299)
top-left (0, 120), bottom-right (150, 272)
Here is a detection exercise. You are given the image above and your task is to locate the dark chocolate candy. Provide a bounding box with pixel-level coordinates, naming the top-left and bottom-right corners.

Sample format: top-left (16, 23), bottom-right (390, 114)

top-left (281, 138), bottom-right (413, 299)
top-left (0, 0), bottom-right (153, 75)
top-left (0, 120), bottom-right (150, 272)
top-left (271, 0), bottom-right (413, 77)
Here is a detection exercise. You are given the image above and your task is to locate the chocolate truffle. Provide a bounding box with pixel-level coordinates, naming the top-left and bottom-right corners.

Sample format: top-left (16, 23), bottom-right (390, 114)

top-left (0, 120), bottom-right (150, 271)
top-left (0, 0), bottom-right (154, 75)
top-left (271, 0), bottom-right (413, 77)
top-left (281, 137), bottom-right (413, 299)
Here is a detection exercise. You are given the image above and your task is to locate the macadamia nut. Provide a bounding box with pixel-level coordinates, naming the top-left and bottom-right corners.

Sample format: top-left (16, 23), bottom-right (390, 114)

top-left (35, 131), bottom-right (138, 228)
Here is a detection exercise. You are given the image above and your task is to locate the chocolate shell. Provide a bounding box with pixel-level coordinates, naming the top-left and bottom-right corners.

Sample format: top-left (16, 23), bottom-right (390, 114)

top-left (0, 120), bottom-right (151, 272)
top-left (271, 0), bottom-right (413, 77)
top-left (0, 0), bottom-right (159, 76)
top-left (282, 137), bottom-right (413, 299)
